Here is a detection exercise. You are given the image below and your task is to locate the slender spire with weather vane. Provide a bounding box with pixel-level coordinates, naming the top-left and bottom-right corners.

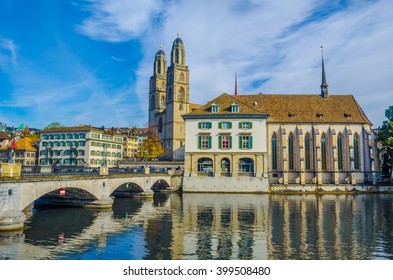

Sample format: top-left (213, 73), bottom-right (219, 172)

top-left (320, 46), bottom-right (329, 98)
top-left (234, 72), bottom-right (238, 96)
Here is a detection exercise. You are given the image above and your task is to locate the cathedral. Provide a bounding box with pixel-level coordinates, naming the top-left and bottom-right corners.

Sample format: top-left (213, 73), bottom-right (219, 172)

top-left (148, 34), bottom-right (199, 161)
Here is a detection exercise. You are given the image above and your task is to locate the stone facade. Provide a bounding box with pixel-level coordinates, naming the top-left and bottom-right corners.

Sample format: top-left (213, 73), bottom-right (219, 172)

top-left (148, 35), bottom-right (192, 161)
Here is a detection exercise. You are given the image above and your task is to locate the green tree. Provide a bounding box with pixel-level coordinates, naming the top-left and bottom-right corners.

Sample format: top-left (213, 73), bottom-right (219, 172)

top-left (377, 106), bottom-right (393, 179)
top-left (42, 122), bottom-right (64, 130)
top-left (137, 127), bottom-right (165, 160)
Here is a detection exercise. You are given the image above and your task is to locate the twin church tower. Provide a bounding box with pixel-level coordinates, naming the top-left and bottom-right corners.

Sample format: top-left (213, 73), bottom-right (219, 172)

top-left (148, 34), bottom-right (192, 160)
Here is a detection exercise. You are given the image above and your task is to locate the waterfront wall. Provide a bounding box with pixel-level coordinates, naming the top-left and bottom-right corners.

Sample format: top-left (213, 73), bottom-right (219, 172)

top-left (182, 174), bottom-right (269, 193)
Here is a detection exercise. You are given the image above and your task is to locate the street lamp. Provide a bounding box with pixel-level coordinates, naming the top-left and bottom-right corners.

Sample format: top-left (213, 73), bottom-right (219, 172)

top-left (8, 126), bottom-right (16, 164)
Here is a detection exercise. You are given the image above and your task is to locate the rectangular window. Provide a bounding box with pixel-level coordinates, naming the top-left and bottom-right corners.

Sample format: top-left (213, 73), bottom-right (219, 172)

top-left (218, 121), bottom-right (232, 129)
top-left (231, 104), bottom-right (239, 113)
top-left (219, 135), bottom-right (232, 149)
top-left (198, 122), bottom-right (212, 129)
top-left (239, 135), bottom-right (253, 149)
top-left (239, 121), bottom-right (253, 129)
top-left (198, 135), bottom-right (212, 149)
top-left (211, 104), bottom-right (219, 113)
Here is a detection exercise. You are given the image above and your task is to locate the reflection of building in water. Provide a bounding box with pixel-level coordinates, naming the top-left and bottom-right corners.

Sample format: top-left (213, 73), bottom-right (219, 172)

top-left (175, 194), bottom-right (269, 259)
top-left (266, 195), bottom-right (389, 259)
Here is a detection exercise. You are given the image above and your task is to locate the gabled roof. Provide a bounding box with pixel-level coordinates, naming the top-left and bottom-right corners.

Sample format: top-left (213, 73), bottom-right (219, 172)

top-left (0, 131), bottom-right (11, 140)
top-left (232, 94), bottom-right (371, 124)
top-left (15, 137), bottom-right (37, 151)
top-left (183, 92), bottom-right (370, 124)
top-left (184, 93), bottom-right (268, 118)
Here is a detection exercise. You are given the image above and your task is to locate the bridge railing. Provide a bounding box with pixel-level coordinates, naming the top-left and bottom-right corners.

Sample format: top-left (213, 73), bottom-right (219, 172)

top-left (20, 165), bottom-right (170, 177)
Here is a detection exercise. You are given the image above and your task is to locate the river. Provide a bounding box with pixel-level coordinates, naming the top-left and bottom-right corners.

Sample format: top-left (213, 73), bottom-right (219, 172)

top-left (1, 193), bottom-right (393, 260)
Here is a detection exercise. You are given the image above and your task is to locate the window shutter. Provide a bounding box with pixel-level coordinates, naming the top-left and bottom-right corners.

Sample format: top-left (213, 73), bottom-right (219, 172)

top-left (229, 136), bottom-right (232, 149)
top-left (228, 122), bottom-right (232, 129)
top-left (239, 136), bottom-right (243, 149)
top-left (249, 122), bottom-right (253, 129)
top-left (208, 122), bottom-right (212, 129)
top-left (239, 122), bottom-right (242, 129)
top-left (208, 136), bottom-right (212, 149)
top-left (198, 136), bottom-right (201, 149)
top-left (198, 122), bottom-right (201, 129)
top-left (218, 135), bottom-right (222, 149)
top-left (218, 122), bottom-right (222, 129)
top-left (249, 136), bottom-right (253, 149)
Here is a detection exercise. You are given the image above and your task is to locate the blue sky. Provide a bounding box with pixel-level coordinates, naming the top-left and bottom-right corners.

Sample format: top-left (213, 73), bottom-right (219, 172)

top-left (0, 0), bottom-right (392, 129)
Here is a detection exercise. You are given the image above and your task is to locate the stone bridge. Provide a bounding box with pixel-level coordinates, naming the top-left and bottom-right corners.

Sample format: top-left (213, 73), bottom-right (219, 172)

top-left (0, 172), bottom-right (183, 231)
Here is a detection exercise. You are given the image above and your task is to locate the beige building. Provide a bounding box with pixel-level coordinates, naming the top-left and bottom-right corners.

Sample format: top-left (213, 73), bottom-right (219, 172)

top-left (123, 135), bottom-right (139, 158)
top-left (38, 126), bottom-right (124, 167)
top-left (182, 56), bottom-right (379, 189)
top-left (0, 137), bottom-right (38, 165)
top-left (148, 34), bottom-right (201, 160)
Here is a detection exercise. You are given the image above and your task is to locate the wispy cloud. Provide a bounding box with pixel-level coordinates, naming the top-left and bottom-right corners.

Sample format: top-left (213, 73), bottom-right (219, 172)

top-left (0, 37), bottom-right (18, 69)
top-left (77, 0), bottom-right (164, 42)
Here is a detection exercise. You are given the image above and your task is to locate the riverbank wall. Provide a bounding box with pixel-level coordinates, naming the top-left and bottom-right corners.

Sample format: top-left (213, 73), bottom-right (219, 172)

top-left (182, 175), bottom-right (393, 194)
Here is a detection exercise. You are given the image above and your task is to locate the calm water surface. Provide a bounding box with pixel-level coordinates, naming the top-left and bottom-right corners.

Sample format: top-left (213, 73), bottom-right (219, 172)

top-left (1, 193), bottom-right (393, 260)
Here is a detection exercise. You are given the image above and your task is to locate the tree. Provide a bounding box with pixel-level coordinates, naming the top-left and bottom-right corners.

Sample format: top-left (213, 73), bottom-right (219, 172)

top-left (42, 122), bottom-right (64, 130)
top-left (137, 127), bottom-right (165, 160)
top-left (377, 106), bottom-right (393, 180)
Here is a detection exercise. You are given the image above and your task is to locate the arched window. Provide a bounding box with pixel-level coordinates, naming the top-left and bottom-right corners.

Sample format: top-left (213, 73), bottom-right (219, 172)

top-left (150, 95), bottom-right (155, 109)
top-left (178, 87), bottom-right (185, 101)
top-left (305, 132), bottom-right (311, 170)
top-left (160, 95), bottom-right (165, 107)
top-left (337, 133), bottom-right (343, 170)
top-left (288, 132), bottom-right (294, 170)
top-left (197, 158), bottom-right (213, 173)
top-left (354, 133), bottom-right (360, 170)
top-left (179, 72), bottom-right (184, 82)
top-left (238, 158), bottom-right (254, 174)
top-left (158, 117), bottom-right (163, 133)
top-left (321, 133), bottom-right (327, 170)
top-left (157, 59), bottom-right (161, 74)
top-left (272, 133), bottom-right (277, 170)
top-left (221, 158), bottom-right (230, 173)
top-left (175, 48), bottom-right (179, 64)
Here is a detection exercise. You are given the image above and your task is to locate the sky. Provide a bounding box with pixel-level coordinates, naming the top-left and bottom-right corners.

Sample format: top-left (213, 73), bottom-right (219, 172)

top-left (0, 0), bottom-right (392, 129)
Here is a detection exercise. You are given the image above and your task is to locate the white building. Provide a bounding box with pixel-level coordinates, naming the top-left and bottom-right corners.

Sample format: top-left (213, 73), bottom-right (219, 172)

top-left (39, 126), bottom-right (124, 167)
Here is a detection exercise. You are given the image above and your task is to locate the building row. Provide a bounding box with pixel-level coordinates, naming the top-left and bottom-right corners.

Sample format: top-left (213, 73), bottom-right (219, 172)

top-left (0, 125), bottom-right (148, 168)
top-left (147, 36), bottom-right (380, 188)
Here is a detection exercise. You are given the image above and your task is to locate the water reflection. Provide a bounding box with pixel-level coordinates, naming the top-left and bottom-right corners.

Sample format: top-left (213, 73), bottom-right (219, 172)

top-left (1, 193), bottom-right (393, 260)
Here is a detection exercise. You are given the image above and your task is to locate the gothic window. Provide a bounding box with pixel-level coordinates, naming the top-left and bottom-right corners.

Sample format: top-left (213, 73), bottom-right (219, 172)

top-left (321, 133), bottom-right (327, 170)
top-left (179, 72), bottom-right (184, 82)
top-left (160, 96), bottom-right (165, 107)
top-left (288, 132), bottom-right (294, 170)
top-left (354, 133), bottom-right (360, 170)
top-left (272, 133), bottom-right (277, 170)
top-left (338, 133), bottom-right (343, 170)
top-left (158, 117), bottom-right (163, 133)
top-left (305, 132), bottom-right (311, 170)
top-left (178, 87), bottom-right (185, 101)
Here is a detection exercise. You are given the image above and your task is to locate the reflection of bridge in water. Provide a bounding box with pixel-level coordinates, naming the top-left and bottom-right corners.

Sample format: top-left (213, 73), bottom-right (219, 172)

top-left (0, 172), bottom-right (183, 231)
top-left (0, 195), bottom-right (174, 259)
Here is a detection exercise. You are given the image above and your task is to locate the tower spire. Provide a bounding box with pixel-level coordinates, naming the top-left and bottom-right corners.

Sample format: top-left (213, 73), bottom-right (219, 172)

top-left (320, 46), bottom-right (328, 98)
top-left (234, 72), bottom-right (238, 96)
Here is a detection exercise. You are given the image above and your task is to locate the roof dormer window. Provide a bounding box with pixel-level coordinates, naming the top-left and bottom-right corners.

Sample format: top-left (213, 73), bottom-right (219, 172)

top-left (231, 103), bottom-right (239, 113)
top-left (288, 112), bottom-right (296, 118)
top-left (211, 103), bottom-right (219, 113)
top-left (317, 113), bottom-right (324, 119)
top-left (344, 113), bottom-right (352, 119)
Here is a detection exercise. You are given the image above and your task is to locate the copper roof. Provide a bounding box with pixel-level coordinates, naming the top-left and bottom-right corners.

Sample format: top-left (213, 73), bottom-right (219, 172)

top-left (184, 93), bottom-right (371, 124)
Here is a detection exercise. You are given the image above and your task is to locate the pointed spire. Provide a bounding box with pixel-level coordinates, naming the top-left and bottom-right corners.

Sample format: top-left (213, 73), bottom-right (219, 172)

top-left (320, 46), bottom-right (328, 98)
top-left (234, 72), bottom-right (238, 96)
